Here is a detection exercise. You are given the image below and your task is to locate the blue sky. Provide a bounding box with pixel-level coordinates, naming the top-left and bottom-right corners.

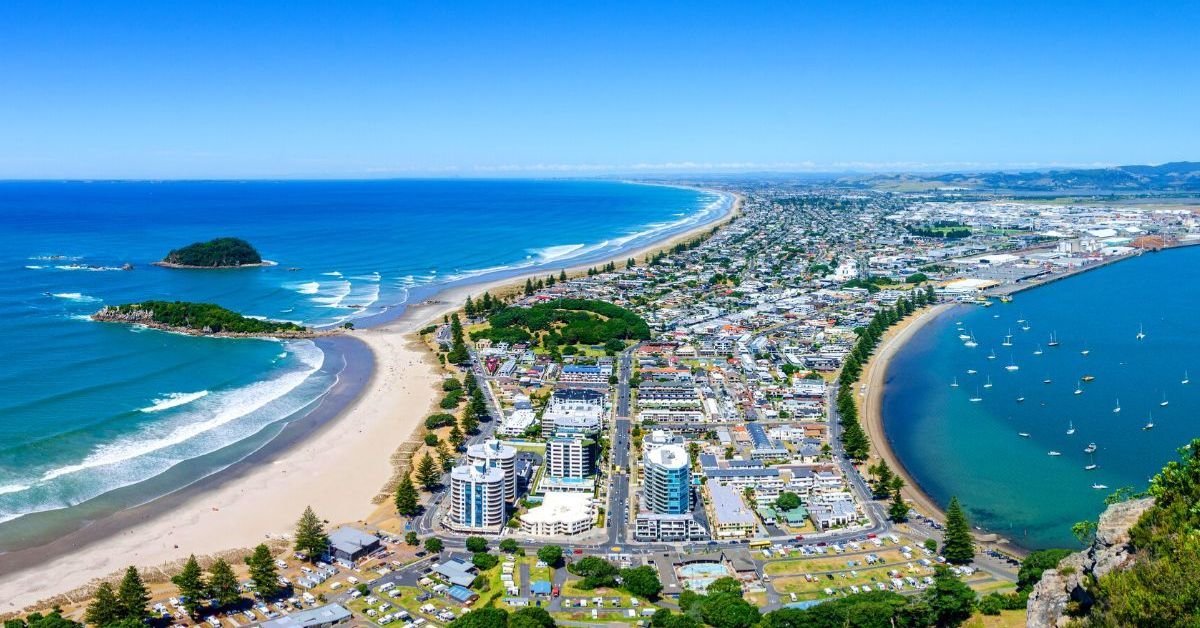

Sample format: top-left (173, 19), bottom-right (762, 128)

top-left (1, 1), bottom-right (1197, 178)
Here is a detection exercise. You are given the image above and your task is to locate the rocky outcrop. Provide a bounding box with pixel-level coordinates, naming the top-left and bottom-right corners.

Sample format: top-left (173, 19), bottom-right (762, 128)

top-left (1026, 497), bottom-right (1154, 628)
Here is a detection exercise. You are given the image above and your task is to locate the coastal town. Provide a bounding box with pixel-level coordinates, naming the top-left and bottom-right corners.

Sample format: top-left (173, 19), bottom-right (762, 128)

top-left (7, 184), bottom-right (1200, 628)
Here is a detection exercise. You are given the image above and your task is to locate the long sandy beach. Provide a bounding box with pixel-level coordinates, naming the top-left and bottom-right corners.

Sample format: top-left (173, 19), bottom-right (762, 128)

top-left (859, 303), bottom-right (956, 521)
top-left (0, 190), bottom-right (740, 614)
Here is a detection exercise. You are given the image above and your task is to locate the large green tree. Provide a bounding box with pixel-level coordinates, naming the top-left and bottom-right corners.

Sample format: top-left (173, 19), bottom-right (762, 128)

top-left (84, 582), bottom-right (122, 627)
top-left (924, 566), bottom-right (976, 626)
top-left (448, 608), bottom-right (509, 628)
top-left (293, 506), bottom-right (329, 561)
top-left (395, 472), bottom-right (420, 516)
top-left (509, 607), bottom-right (556, 628)
top-left (941, 496), bottom-right (975, 564)
top-left (416, 452), bottom-right (441, 490)
top-left (116, 566), bottom-right (150, 623)
top-left (697, 592), bottom-right (760, 628)
top-left (170, 555), bottom-right (207, 616)
top-left (620, 565), bottom-right (663, 600)
top-left (537, 545), bottom-right (563, 567)
top-left (245, 544), bottom-right (282, 598)
top-left (208, 558), bottom-right (242, 608)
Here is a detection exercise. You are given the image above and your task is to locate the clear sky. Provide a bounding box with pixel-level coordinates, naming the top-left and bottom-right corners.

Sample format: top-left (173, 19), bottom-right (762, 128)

top-left (1, 1), bottom-right (1197, 178)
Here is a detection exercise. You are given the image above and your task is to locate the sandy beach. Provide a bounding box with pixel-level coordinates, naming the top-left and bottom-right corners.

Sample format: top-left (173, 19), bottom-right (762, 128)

top-left (0, 189), bottom-right (740, 614)
top-left (859, 303), bottom-right (957, 521)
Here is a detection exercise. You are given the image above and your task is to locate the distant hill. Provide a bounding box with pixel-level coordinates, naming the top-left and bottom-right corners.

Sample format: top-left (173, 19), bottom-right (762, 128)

top-left (159, 237), bottom-right (266, 268)
top-left (848, 161), bottom-right (1200, 192)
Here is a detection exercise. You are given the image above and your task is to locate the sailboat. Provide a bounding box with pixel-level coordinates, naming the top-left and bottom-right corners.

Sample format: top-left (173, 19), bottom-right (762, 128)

top-left (958, 332), bottom-right (971, 341)
top-left (1113, 398), bottom-right (1121, 413)
top-left (1067, 421), bottom-right (1076, 435)
top-left (1003, 330), bottom-right (1013, 347)
top-left (1021, 321), bottom-right (1031, 331)
top-left (1005, 357), bottom-right (1019, 372)
top-left (950, 377), bottom-right (959, 388)
top-left (1080, 342), bottom-right (1090, 356)
top-left (983, 376), bottom-right (994, 389)
top-left (1183, 371), bottom-right (1190, 385)
top-left (1143, 411), bottom-right (1155, 431)
top-left (1033, 345), bottom-right (1043, 356)
top-left (1074, 383), bottom-right (1083, 395)
top-left (964, 333), bottom-right (978, 348)
top-left (1085, 452), bottom-right (1099, 471)
top-left (987, 348), bottom-right (997, 360)
top-left (1043, 376), bottom-right (1053, 384)
top-left (1016, 395), bottom-right (1026, 402)
top-left (1160, 392), bottom-right (1169, 407)
top-left (1136, 324), bottom-right (1146, 340)
top-left (1047, 331), bottom-right (1060, 347)
top-left (969, 388), bottom-right (983, 403)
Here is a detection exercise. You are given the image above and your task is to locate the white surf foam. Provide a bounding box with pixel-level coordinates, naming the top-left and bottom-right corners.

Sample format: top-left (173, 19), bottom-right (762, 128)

top-left (312, 280), bottom-right (352, 308)
top-left (139, 391), bottom-right (210, 413)
top-left (290, 281), bottom-right (320, 295)
top-left (531, 243), bottom-right (586, 262)
top-left (25, 265), bottom-right (44, 270)
top-left (0, 483), bottom-right (30, 496)
top-left (50, 292), bottom-right (100, 302)
top-left (321, 271), bottom-right (343, 277)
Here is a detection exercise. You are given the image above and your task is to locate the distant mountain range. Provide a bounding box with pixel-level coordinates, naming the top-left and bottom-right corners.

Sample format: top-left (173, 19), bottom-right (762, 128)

top-left (848, 161), bottom-right (1200, 192)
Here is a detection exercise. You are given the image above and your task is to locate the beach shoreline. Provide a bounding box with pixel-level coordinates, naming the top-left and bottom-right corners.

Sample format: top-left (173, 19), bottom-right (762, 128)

top-left (0, 187), bottom-right (741, 614)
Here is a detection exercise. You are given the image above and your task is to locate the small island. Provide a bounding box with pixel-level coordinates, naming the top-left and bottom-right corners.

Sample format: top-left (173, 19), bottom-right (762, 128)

top-left (93, 301), bottom-right (320, 338)
top-left (155, 237), bottom-right (275, 268)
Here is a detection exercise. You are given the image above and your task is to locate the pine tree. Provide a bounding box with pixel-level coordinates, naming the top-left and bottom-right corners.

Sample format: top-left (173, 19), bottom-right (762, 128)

top-left (447, 314), bottom-right (469, 364)
top-left (872, 461), bottom-right (894, 498)
top-left (889, 487), bottom-right (909, 522)
top-left (85, 582), bottom-right (122, 627)
top-left (416, 452), bottom-right (441, 490)
top-left (460, 405), bottom-right (479, 435)
top-left (463, 370), bottom-right (478, 395)
top-left (942, 496), bottom-right (976, 564)
top-left (448, 425), bottom-right (464, 449)
top-left (395, 472), bottom-right (420, 516)
top-left (208, 558), bottom-right (241, 608)
top-left (463, 295), bottom-right (475, 317)
top-left (437, 441), bottom-right (455, 471)
top-left (470, 388), bottom-right (488, 420)
top-left (524, 278), bottom-right (534, 296)
top-left (559, 269), bottom-right (567, 282)
top-left (294, 506), bottom-right (329, 562)
top-left (245, 544), bottom-right (281, 598)
top-left (117, 566), bottom-right (150, 622)
top-left (171, 555), bottom-right (207, 616)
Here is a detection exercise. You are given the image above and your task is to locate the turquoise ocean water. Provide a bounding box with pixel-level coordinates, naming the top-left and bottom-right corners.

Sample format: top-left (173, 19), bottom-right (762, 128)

top-left (0, 180), bottom-right (730, 545)
top-left (883, 246), bottom-right (1200, 549)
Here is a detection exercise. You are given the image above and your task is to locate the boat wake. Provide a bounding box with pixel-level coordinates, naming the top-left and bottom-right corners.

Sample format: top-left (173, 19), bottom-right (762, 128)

top-left (139, 390), bottom-right (210, 413)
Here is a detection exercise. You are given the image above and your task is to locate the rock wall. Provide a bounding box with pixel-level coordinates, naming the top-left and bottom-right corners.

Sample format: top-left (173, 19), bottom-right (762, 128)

top-left (1026, 497), bottom-right (1154, 627)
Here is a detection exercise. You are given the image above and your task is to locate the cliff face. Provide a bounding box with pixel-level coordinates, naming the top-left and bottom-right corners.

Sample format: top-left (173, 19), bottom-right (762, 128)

top-left (1026, 497), bottom-right (1155, 627)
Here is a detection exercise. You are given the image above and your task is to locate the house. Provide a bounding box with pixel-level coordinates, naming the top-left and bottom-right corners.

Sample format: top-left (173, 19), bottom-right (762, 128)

top-left (435, 558), bottom-right (478, 588)
top-left (261, 604), bottom-right (351, 628)
top-left (326, 526), bottom-right (381, 566)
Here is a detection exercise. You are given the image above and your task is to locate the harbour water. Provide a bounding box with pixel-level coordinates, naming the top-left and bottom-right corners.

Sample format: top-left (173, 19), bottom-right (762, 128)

top-left (0, 179), bottom-right (730, 542)
top-left (883, 245), bottom-right (1200, 549)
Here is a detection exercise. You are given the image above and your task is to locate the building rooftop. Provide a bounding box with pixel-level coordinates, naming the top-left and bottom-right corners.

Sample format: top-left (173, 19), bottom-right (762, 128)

top-left (261, 604), bottom-right (351, 628)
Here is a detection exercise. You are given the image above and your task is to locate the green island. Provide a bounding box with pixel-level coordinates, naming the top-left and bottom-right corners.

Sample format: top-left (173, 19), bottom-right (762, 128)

top-left (92, 301), bottom-right (312, 337)
top-left (157, 237), bottom-right (268, 268)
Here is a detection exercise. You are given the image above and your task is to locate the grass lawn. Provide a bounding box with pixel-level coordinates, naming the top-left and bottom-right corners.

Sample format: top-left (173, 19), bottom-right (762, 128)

top-left (763, 548), bottom-right (910, 576)
top-left (962, 610), bottom-right (1027, 627)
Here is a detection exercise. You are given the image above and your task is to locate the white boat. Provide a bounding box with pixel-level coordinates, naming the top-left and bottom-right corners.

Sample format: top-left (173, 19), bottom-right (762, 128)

top-left (1016, 395), bottom-right (1025, 402)
top-left (969, 389), bottom-right (983, 403)
top-left (1085, 451), bottom-right (1099, 470)
top-left (1021, 322), bottom-right (1031, 331)
top-left (983, 376), bottom-right (993, 389)
top-left (1002, 331), bottom-right (1013, 347)
top-left (987, 348), bottom-right (997, 360)
top-left (1067, 421), bottom-right (1076, 435)
top-left (967, 369), bottom-right (977, 375)
top-left (1143, 411), bottom-right (1155, 431)
top-left (964, 333), bottom-right (978, 348)
top-left (1018, 432), bottom-right (1031, 438)
top-left (1081, 345), bottom-right (1090, 356)
top-left (958, 333), bottom-right (971, 341)
top-left (1113, 398), bottom-right (1121, 413)
top-left (1017, 316), bottom-right (1027, 324)
top-left (1183, 371), bottom-right (1190, 385)
top-left (1074, 384), bottom-right (1082, 395)
top-left (1084, 442), bottom-right (1097, 454)
top-left (1047, 332), bottom-right (1060, 347)
top-left (1005, 363), bottom-right (1019, 372)
top-left (1092, 484), bottom-right (1109, 490)
top-left (1043, 377), bottom-right (1053, 384)
top-left (1033, 345), bottom-right (1043, 355)
top-left (1160, 393), bottom-right (1169, 407)
top-left (1136, 324), bottom-right (1145, 340)
top-left (1048, 451), bottom-right (1061, 456)
top-left (950, 377), bottom-right (959, 388)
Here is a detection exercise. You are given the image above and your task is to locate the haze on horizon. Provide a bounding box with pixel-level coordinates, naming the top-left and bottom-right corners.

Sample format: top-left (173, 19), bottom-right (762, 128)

top-left (1, 1), bottom-right (1198, 179)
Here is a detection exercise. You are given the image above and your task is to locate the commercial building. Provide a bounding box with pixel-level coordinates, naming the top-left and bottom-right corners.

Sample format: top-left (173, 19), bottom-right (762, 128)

top-left (643, 444), bottom-right (692, 514)
top-left (261, 604), bottom-right (351, 628)
top-left (706, 483), bottom-right (758, 539)
top-left (326, 526), bottom-right (382, 566)
top-left (544, 435), bottom-right (596, 481)
top-left (518, 491), bottom-right (596, 536)
top-left (467, 439), bottom-right (518, 501)
top-left (541, 388), bottom-right (605, 437)
top-left (448, 460), bottom-right (506, 534)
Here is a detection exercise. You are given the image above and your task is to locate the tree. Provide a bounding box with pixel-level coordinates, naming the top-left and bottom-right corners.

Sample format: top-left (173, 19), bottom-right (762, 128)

top-left (1017, 548), bottom-right (1072, 592)
top-left (437, 441), bottom-right (455, 471)
top-left (472, 552), bottom-right (499, 570)
top-left (924, 538), bottom-right (939, 554)
top-left (698, 592), bottom-right (760, 628)
top-left (470, 388), bottom-right (488, 421)
top-left (499, 538), bottom-right (519, 553)
top-left (171, 555), bottom-right (207, 616)
top-left (774, 492), bottom-right (801, 512)
top-left (294, 506), bottom-right (329, 562)
top-left (85, 582), bottom-right (122, 627)
top-left (405, 531), bottom-right (419, 546)
top-left (14, 609), bottom-right (83, 628)
top-left (117, 566), bottom-right (150, 623)
top-left (465, 536), bottom-right (489, 553)
top-left (460, 407), bottom-right (480, 435)
top-left (924, 566), bottom-right (976, 627)
top-left (245, 544), bottom-right (282, 598)
top-left (416, 452), bottom-right (441, 490)
top-left (941, 496), bottom-right (975, 564)
top-left (1072, 520), bottom-right (1098, 546)
top-left (889, 486), bottom-right (909, 522)
top-left (620, 565), bottom-right (662, 600)
top-left (705, 576), bottom-right (742, 595)
top-left (395, 472), bottom-right (421, 516)
top-left (448, 608), bottom-right (509, 628)
top-left (424, 537), bottom-right (444, 554)
top-left (537, 544), bottom-right (563, 567)
top-left (448, 425), bottom-right (465, 449)
top-left (510, 606), bottom-right (556, 628)
top-left (208, 558), bottom-right (241, 608)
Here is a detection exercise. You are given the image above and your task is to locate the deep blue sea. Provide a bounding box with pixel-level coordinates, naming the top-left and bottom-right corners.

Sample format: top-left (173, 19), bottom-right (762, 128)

top-left (883, 246), bottom-right (1200, 549)
top-left (0, 179), bottom-right (729, 541)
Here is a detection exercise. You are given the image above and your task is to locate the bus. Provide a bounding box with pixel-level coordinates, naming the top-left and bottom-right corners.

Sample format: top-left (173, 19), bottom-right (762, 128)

top-left (748, 539), bottom-right (772, 550)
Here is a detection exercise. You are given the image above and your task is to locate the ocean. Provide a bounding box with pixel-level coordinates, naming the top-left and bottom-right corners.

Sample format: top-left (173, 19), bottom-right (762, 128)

top-left (0, 179), bottom-right (730, 546)
top-left (883, 246), bottom-right (1200, 549)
